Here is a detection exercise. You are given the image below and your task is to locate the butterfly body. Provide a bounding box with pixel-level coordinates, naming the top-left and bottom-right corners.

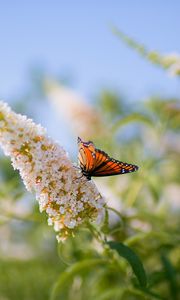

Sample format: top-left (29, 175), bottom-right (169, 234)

top-left (78, 137), bottom-right (139, 180)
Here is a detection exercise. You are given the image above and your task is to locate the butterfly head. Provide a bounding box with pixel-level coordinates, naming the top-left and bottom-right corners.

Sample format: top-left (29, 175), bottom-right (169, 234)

top-left (77, 137), bottom-right (94, 148)
top-left (77, 136), bottom-right (82, 144)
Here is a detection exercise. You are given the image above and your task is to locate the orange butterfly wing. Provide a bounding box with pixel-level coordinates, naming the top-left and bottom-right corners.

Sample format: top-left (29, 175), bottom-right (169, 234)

top-left (78, 137), bottom-right (139, 179)
top-left (92, 149), bottom-right (138, 176)
top-left (78, 137), bottom-right (96, 173)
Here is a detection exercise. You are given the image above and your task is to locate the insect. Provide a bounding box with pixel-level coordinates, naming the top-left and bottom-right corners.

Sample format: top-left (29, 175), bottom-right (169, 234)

top-left (78, 137), bottom-right (139, 180)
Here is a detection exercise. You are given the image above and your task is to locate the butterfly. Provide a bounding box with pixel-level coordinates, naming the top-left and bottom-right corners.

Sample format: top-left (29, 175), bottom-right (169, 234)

top-left (78, 137), bottom-right (139, 180)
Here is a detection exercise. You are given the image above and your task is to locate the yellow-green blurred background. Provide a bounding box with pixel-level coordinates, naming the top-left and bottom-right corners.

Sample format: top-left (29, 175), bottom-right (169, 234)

top-left (0, 2), bottom-right (180, 299)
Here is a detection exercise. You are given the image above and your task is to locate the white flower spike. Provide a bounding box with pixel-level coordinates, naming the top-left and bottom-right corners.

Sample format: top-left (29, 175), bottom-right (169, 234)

top-left (0, 101), bottom-right (105, 241)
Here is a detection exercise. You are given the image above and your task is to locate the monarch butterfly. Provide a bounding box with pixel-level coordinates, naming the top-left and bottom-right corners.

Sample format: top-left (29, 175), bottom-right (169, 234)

top-left (78, 137), bottom-right (139, 180)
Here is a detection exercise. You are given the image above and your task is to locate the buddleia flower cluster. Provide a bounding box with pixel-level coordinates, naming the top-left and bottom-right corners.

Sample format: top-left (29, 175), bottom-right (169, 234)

top-left (0, 101), bottom-right (105, 241)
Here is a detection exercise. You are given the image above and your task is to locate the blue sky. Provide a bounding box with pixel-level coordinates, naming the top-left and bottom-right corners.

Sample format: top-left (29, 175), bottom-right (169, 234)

top-left (0, 1), bottom-right (180, 102)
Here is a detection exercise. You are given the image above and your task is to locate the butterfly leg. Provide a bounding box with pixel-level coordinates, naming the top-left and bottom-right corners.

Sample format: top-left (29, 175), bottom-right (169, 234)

top-left (73, 164), bottom-right (81, 170)
top-left (75, 173), bottom-right (89, 184)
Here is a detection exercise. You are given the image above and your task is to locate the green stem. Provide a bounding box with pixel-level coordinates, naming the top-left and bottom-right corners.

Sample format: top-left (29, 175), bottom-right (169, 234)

top-left (106, 206), bottom-right (125, 222)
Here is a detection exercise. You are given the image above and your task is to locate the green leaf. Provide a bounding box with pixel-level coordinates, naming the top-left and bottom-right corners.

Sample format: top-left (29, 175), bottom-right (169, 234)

top-left (50, 259), bottom-right (106, 300)
top-left (138, 287), bottom-right (166, 300)
top-left (111, 113), bottom-right (153, 133)
top-left (148, 271), bottom-right (167, 288)
top-left (107, 241), bottom-right (147, 287)
top-left (161, 254), bottom-right (178, 300)
top-left (93, 287), bottom-right (125, 300)
top-left (94, 286), bottom-right (154, 300)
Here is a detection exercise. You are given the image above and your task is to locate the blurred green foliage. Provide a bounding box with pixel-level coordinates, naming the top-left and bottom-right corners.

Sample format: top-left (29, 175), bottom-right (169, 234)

top-left (0, 34), bottom-right (180, 300)
top-left (112, 27), bottom-right (180, 77)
